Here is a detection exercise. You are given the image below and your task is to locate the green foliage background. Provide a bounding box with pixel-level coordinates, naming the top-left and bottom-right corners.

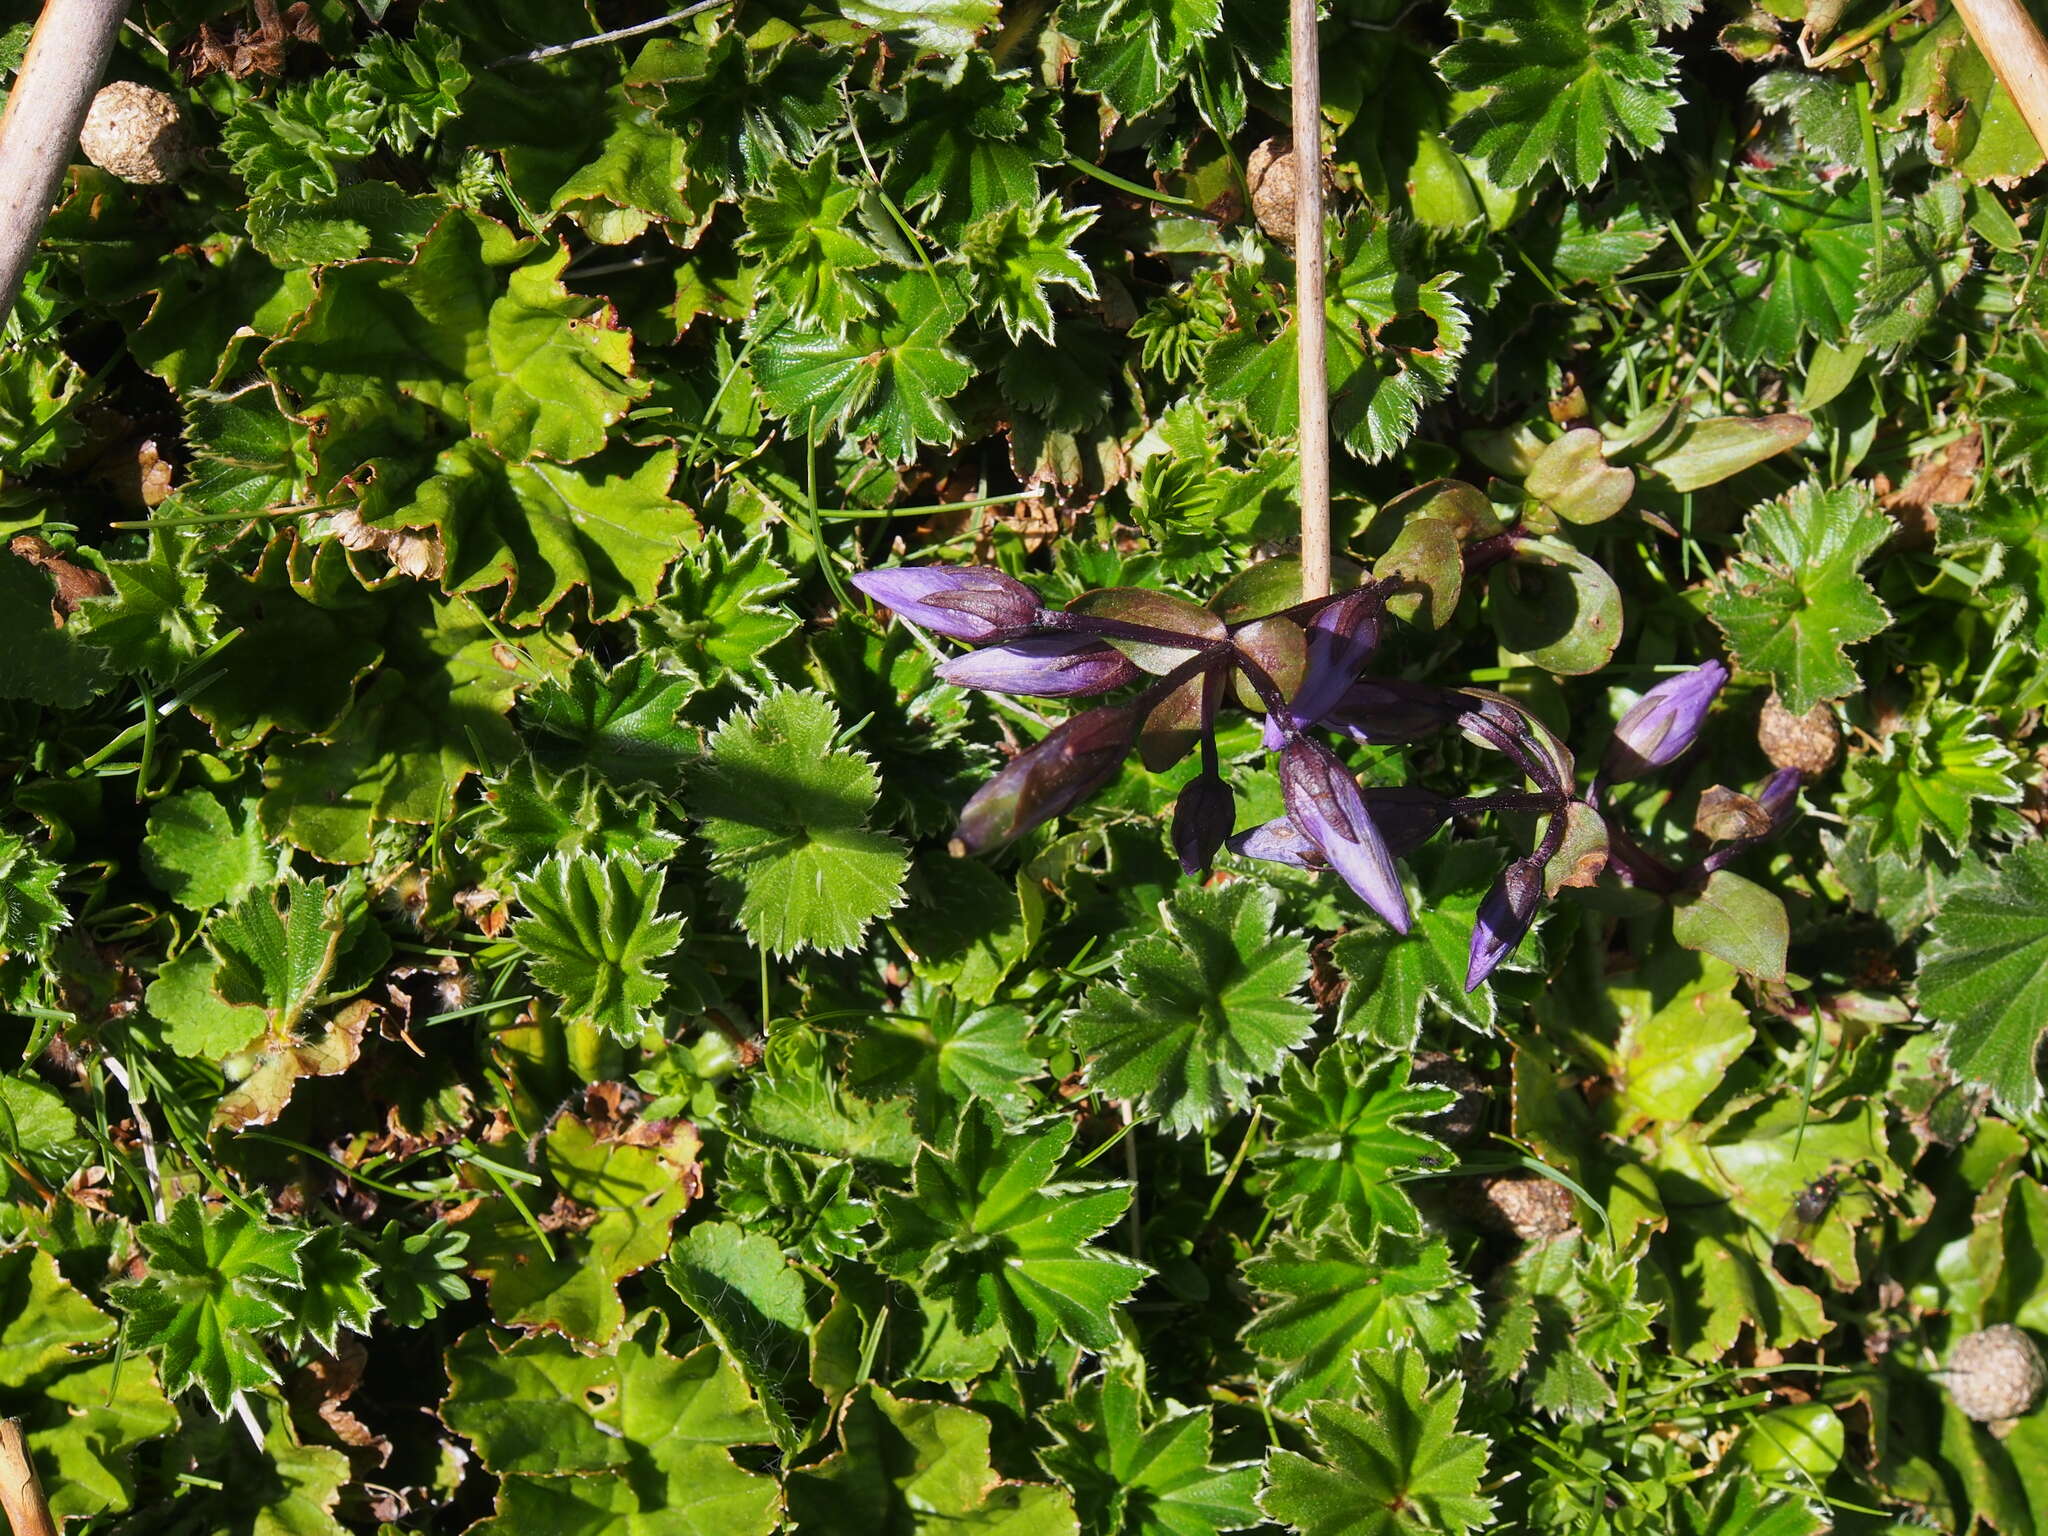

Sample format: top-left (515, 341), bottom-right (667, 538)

top-left (3, 0), bottom-right (2048, 1530)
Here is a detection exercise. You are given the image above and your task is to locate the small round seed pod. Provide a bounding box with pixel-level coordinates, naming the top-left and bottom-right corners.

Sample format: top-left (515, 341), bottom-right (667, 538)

top-left (1758, 693), bottom-right (1840, 775)
top-left (1944, 1324), bottom-right (2047, 1424)
top-left (1246, 137), bottom-right (1300, 244)
top-left (79, 82), bottom-right (192, 185)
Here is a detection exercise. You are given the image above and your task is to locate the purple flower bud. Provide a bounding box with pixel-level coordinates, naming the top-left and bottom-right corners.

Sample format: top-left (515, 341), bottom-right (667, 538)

top-left (1603, 660), bottom-right (1729, 783)
top-left (1228, 817), bottom-right (1326, 869)
top-left (1278, 737), bottom-right (1411, 933)
top-left (1283, 589), bottom-right (1383, 733)
top-left (1466, 854), bottom-right (1543, 991)
top-left (1324, 681), bottom-right (1465, 745)
top-left (1457, 691), bottom-right (1575, 797)
top-left (1358, 787), bottom-right (1454, 859)
top-left (954, 704), bottom-right (1136, 854)
top-left (1172, 771), bottom-right (1234, 874)
top-left (937, 633), bottom-right (1139, 697)
top-left (1756, 766), bottom-right (1801, 823)
top-left (852, 565), bottom-right (1043, 642)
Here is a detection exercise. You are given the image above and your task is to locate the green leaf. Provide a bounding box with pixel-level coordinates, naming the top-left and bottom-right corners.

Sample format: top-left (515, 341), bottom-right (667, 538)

top-left (1202, 214), bottom-right (1469, 463)
top-left (741, 1026), bottom-right (919, 1167)
top-left (1331, 842), bottom-right (1509, 1048)
top-left (1670, 870), bottom-right (1790, 982)
top-left (223, 74), bottom-right (379, 201)
top-left (444, 1310), bottom-right (781, 1536)
top-left (1241, 1234), bottom-right (1479, 1412)
top-left (1261, 1347), bottom-right (1494, 1536)
top-left (962, 195), bottom-right (1099, 343)
top-left (0, 550), bottom-right (112, 709)
top-left (1919, 839), bottom-right (2048, 1115)
top-left (1838, 699), bottom-right (2023, 861)
top-left (479, 759), bottom-right (681, 880)
top-left (638, 535), bottom-right (799, 688)
top-left (1606, 950), bottom-right (1754, 1131)
top-left (1258, 1047), bottom-right (1456, 1248)
top-left (850, 993), bottom-right (1040, 1127)
top-left (1981, 331), bottom-right (2048, 492)
top-left (1038, 1371), bottom-right (1261, 1536)
top-left (366, 1219), bottom-right (469, 1328)
top-left (357, 22), bottom-right (470, 152)
top-left (0, 1245), bottom-right (176, 1525)
top-left (1706, 481), bottom-right (1891, 715)
top-left (143, 946), bottom-right (267, 1059)
top-left (693, 689), bottom-right (910, 958)
top-left (0, 832), bottom-right (66, 962)
top-left (1703, 182), bottom-right (1877, 366)
top-left (75, 551), bottom-right (217, 682)
top-left (1437, 0), bottom-right (1678, 191)
top-left (109, 1194), bottom-right (307, 1416)
top-left (455, 1115), bottom-right (699, 1341)
top-left (286, 1226), bottom-right (379, 1354)
top-left (1068, 879), bottom-right (1314, 1137)
top-left (738, 158), bottom-right (884, 336)
top-left (752, 268), bottom-right (972, 464)
top-left (787, 1383), bottom-right (1079, 1534)
top-left (871, 54), bottom-right (1064, 228)
top-left (142, 790), bottom-right (271, 912)
top-left (663, 1220), bottom-right (810, 1449)
top-left (522, 653), bottom-right (699, 788)
top-left (873, 1104), bottom-right (1147, 1356)
top-left (1640, 413), bottom-right (1812, 493)
top-left (841, 0), bottom-right (1002, 52)
top-left (512, 854), bottom-right (684, 1039)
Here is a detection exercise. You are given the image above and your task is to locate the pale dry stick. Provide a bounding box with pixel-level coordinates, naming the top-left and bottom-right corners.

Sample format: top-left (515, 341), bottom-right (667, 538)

top-left (0, 1419), bottom-right (56, 1536)
top-left (1951, 0), bottom-right (2048, 159)
top-left (487, 0), bottom-right (729, 68)
top-left (0, 0), bottom-right (131, 328)
top-left (1291, 0), bottom-right (1332, 601)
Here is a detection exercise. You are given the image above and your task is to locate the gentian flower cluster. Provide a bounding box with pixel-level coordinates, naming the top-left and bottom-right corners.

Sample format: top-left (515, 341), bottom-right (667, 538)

top-left (853, 563), bottom-right (1614, 989)
top-left (854, 564), bottom-right (1816, 991)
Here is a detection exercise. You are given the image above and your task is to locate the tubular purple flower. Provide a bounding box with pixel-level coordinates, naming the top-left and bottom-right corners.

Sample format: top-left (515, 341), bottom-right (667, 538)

top-left (1171, 771), bottom-right (1234, 875)
top-left (852, 565), bottom-right (1043, 642)
top-left (1358, 787), bottom-right (1454, 859)
top-left (938, 634), bottom-right (1140, 697)
top-left (1756, 766), bottom-right (1801, 824)
top-left (953, 704), bottom-right (1136, 854)
top-left (1603, 660), bottom-right (1729, 782)
top-left (1277, 737), bottom-right (1411, 933)
top-left (1466, 855), bottom-right (1543, 991)
top-left (1282, 588), bottom-right (1383, 734)
top-left (1324, 681), bottom-right (1465, 745)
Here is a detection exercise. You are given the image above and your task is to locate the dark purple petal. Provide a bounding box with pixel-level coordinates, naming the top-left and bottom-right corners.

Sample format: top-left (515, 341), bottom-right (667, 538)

top-left (1278, 737), bottom-right (1411, 932)
top-left (852, 566), bottom-right (1042, 642)
top-left (1457, 691), bottom-right (1575, 796)
top-left (1358, 787), bottom-right (1454, 859)
top-left (1227, 817), bottom-right (1326, 869)
top-left (1283, 589), bottom-right (1383, 732)
top-left (953, 704), bottom-right (1136, 854)
top-left (1756, 766), bottom-right (1801, 823)
top-left (938, 634), bottom-right (1139, 697)
top-left (1603, 660), bottom-right (1729, 782)
top-left (1466, 855), bottom-right (1543, 990)
top-left (1171, 771), bottom-right (1234, 875)
top-left (1324, 681), bottom-right (1465, 745)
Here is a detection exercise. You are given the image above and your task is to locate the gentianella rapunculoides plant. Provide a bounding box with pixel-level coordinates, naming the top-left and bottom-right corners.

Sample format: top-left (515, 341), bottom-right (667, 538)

top-left (853, 565), bottom-right (1806, 991)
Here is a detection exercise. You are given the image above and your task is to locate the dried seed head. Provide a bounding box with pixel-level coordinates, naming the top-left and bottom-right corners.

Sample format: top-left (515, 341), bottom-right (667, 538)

top-left (1478, 1175), bottom-right (1578, 1242)
top-left (80, 82), bottom-right (193, 185)
top-left (1247, 137), bottom-right (1300, 244)
top-left (1758, 693), bottom-right (1840, 774)
top-left (1944, 1324), bottom-right (2047, 1423)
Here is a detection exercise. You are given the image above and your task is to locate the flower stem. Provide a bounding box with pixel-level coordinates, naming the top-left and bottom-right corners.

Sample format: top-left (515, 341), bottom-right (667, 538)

top-left (1291, 0), bottom-right (1331, 601)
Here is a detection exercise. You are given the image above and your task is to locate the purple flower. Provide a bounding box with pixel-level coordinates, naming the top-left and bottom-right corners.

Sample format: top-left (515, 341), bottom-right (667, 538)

top-left (954, 704), bottom-right (1136, 854)
top-left (1261, 590), bottom-right (1383, 745)
top-left (1277, 737), bottom-right (1411, 933)
top-left (938, 634), bottom-right (1138, 697)
top-left (1323, 681), bottom-right (1465, 745)
top-left (1228, 817), bottom-right (1325, 869)
top-left (852, 565), bottom-right (1042, 642)
top-left (1172, 772), bottom-right (1234, 874)
top-left (1603, 660), bottom-right (1728, 782)
top-left (1466, 855), bottom-right (1542, 990)
top-left (1756, 766), bottom-right (1801, 822)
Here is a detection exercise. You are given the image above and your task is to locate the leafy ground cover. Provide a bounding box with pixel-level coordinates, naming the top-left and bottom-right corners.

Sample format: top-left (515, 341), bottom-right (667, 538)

top-left (4, 0), bottom-right (2048, 1530)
